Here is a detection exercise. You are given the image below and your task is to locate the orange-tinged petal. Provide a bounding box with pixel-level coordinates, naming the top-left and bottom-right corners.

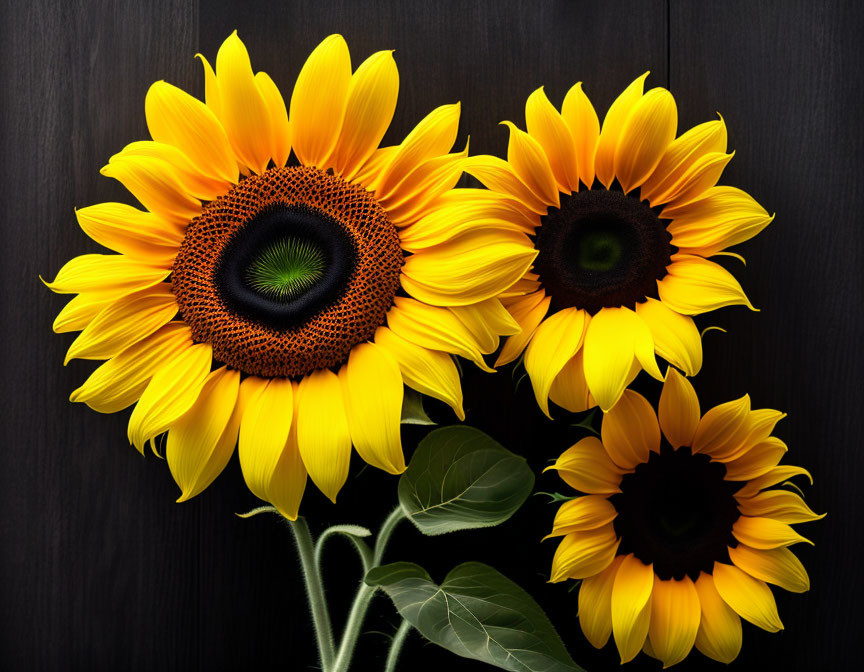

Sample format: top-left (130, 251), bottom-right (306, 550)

top-left (658, 368), bottom-right (700, 448)
top-left (297, 369), bottom-right (351, 502)
top-left (611, 553), bottom-right (655, 663)
top-left (341, 342), bottom-right (405, 474)
top-left (732, 516), bottom-right (812, 549)
top-left (712, 562), bottom-right (783, 632)
top-left (144, 80), bottom-right (237, 182)
top-left (648, 577), bottom-right (700, 668)
top-left (734, 465), bottom-right (813, 499)
top-left (722, 437), bottom-right (787, 481)
top-left (613, 87), bottom-right (677, 193)
top-left (548, 349), bottom-right (595, 414)
top-left (373, 325), bottom-right (464, 420)
top-left (335, 50), bottom-right (399, 179)
top-left (694, 573), bottom-right (742, 664)
top-left (735, 489), bottom-right (824, 524)
top-left (525, 87), bottom-right (579, 191)
top-left (635, 297), bottom-right (702, 376)
top-left (561, 81), bottom-right (600, 188)
top-left (545, 436), bottom-right (626, 495)
top-left (254, 71), bottom-right (291, 168)
top-left (550, 525), bottom-right (620, 582)
top-left (545, 495), bottom-right (618, 539)
top-left (495, 290), bottom-right (551, 367)
top-left (692, 394), bottom-right (750, 455)
top-left (462, 154), bottom-right (549, 214)
top-left (501, 121), bottom-right (559, 207)
top-left (664, 151), bottom-right (734, 207)
top-left (595, 73), bottom-right (649, 188)
top-left (525, 308), bottom-right (589, 417)
top-left (657, 254), bottom-right (756, 315)
top-left (727, 545), bottom-right (810, 593)
top-left (601, 389), bottom-right (660, 469)
top-left (578, 555), bottom-right (625, 648)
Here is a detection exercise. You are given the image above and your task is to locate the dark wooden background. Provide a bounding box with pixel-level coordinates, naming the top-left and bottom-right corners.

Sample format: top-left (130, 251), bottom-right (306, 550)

top-left (1, 0), bottom-right (861, 670)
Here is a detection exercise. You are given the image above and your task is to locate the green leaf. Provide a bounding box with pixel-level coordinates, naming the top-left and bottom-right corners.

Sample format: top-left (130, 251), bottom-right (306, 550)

top-left (401, 387), bottom-right (436, 425)
top-left (398, 426), bottom-right (534, 535)
top-left (366, 561), bottom-right (583, 672)
top-left (570, 408), bottom-right (598, 435)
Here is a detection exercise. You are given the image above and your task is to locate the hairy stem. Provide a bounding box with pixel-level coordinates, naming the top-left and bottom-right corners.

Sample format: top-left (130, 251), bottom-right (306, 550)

top-left (384, 620), bottom-right (413, 672)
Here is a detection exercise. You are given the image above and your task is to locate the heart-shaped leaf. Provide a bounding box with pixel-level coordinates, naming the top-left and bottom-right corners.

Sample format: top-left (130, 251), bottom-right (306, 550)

top-left (398, 426), bottom-right (534, 535)
top-left (366, 561), bottom-right (582, 672)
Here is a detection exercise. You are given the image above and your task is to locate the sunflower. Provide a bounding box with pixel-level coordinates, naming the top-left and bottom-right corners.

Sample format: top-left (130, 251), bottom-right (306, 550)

top-left (544, 369), bottom-right (822, 667)
top-left (468, 74), bottom-right (773, 413)
top-left (45, 32), bottom-right (535, 519)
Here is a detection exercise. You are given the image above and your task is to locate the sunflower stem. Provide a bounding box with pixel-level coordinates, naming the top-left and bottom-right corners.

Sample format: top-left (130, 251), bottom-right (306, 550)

top-left (331, 507), bottom-right (406, 672)
top-left (290, 517), bottom-right (336, 671)
top-left (383, 620), bottom-right (412, 672)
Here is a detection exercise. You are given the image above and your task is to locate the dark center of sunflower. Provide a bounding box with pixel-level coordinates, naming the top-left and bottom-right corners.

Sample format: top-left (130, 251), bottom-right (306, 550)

top-left (533, 186), bottom-right (673, 314)
top-left (171, 167), bottom-right (403, 378)
top-left (609, 445), bottom-right (742, 581)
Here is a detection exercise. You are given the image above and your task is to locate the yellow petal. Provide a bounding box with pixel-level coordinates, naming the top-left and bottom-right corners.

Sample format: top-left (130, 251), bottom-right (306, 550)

top-left (728, 545), bottom-right (810, 593)
top-left (548, 350), bottom-right (595, 413)
top-left (657, 254), bottom-right (755, 315)
top-left (712, 562), bottom-right (783, 632)
top-left (613, 87), bottom-right (677, 193)
top-left (722, 437), bottom-right (787, 481)
top-left (641, 118), bottom-right (727, 205)
top-left (501, 121), bottom-right (559, 207)
top-left (583, 307), bottom-right (662, 411)
top-left (238, 377), bottom-right (296, 507)
top-left (595, 73), bottom-right (649, 188)
top-left (127, 341), bottom-right (213, 452)
top-left (69, 323), bottom-right (193, 413)
top-left (665, 185), bottom-right (773, 257)
top-left (647, 577), bottom-right (700, 668)
top-left (693, 573), bottom-right (742, 664)
top-left (578, 555), bottom-right (625, 648)
top-left (196, 53), bottom-right (222, 118)
top-left (658, 368), bottom-right (700, 448)
top-left (448, 298), bottom-right (520, 354)
top-left (75, 202), bottom-right (183, 263)
top-left (401, 229), bottom-right (536, 307)
top-left (254, 71), bottom-right (291, 168)
top-left (335, 50), bottom-right (399, 179)
top-left (374, 103), bottom-right (460, 199)
top-left (663, 151), bottom-right (735, 207)
top-left (215, 31), bottom-right (274, 173)
top-left (600, 389), bottom-right (660, 469)
top-left (545, 437), bottom-right (626, 495)
top-left (462, 154), bottom-right (549, 214)
top-left (166, 366), bottom-right (241, 501)
top-left (144, 80), bottom-right (237, 182)
top-left (611, 553), bottom-right (655, 663)
top-left (736, 489), bottom-right (824, 524)
top-left (635, 298), bottom-right (702, 376)
top-left (52, 293), bottom-right (117, 334)
top-left (297, 369), bottom-right (351, 502)
top-left (289, 34), bottom-right (352, 168)
top-left (561, 81), bottom-right (600, 188)
top-left (267, 381), bottom-right (308, 520)
top-left (373, 326), bottom-right (464, 420)
top-left (386, 298), bottom-right (493, 372)
top-left (341, 342), bottom-right (405, 474)
top-left (64, 284), bottom-right (177, 364)
top-left (525, 87), bottom-right (578, 192)
top-left (525, 308), bottom-right (589, 418)
top-left (43, 254), bottom-right (169, 295)
top-left (495, 291), bottom-right (550, 366)
top-left (732, 516), bottom-right (812, 549)
top-left (545, 495), bottom-right (618, 539)
top-left (550, 525), bottom-right (620, 582)
top-left (100, 156), bottom-right (201, 225)
top-left (692, 394), bottom-right (750, 456)
top-left (735, 465), bottom-right (813, 498)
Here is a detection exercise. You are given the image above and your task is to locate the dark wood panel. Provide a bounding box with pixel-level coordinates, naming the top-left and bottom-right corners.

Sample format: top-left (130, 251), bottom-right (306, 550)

top-left (0, 0), bottom-right (859, 670)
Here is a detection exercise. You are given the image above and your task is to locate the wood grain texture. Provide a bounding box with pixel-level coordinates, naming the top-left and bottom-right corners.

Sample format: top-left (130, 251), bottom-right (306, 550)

top-left (0, 0), bottom-right (860, 670)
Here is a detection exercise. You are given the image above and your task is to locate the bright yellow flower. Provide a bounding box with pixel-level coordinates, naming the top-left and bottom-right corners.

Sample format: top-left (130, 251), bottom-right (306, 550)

top-left (45, 32), bottom-right (535, 518)
top-left (469, 74), bottom-right (772, 412)
top-left (545, 369), bottom-right (822, 667)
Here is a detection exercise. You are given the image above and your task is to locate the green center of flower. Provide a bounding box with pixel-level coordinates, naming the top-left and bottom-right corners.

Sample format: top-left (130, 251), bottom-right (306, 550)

top-left (575, 224), bottom-right (624, 272)
top-left (244, 237), bottom-right (327, 302)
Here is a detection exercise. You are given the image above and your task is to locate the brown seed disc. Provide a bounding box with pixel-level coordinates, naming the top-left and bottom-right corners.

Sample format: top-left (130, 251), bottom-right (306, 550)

top-left (171, 166), bottom-right (403, 377)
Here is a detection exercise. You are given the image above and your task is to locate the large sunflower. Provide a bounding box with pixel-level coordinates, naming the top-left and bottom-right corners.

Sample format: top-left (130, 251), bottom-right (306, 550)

top-left (545, 369), bottom-right (822, 667)
top-left (45, 32), bottom-right (535, 518)
top-left (469, 74), bottom-right (773, 413)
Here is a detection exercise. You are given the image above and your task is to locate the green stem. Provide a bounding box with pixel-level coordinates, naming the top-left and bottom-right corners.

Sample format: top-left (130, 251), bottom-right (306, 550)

top-left (315, 528), bottom-right (373, 575)
top-left (290, 518), bottom-right (335, 671)
top-left (384, 620), bottom-right (412, 672)
top-left (331, 507), bottom-right (407, 672)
